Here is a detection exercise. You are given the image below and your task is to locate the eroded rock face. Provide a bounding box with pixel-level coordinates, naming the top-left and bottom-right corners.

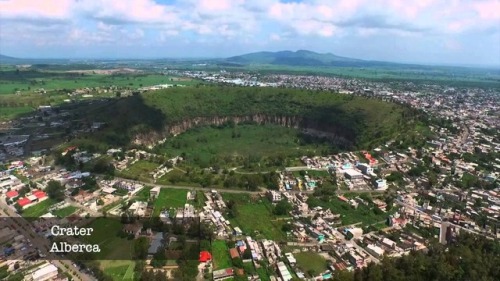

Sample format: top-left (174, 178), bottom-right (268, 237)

top-left (132, 114), bottom-right (352, 148)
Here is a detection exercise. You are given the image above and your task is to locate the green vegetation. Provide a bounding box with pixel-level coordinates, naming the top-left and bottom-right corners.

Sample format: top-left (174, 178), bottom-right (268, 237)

top-left (212, 240), bottom-right (232, 269)
top-left (295, 252), bottom-right (328, 277)
top-left (223, 193), bottom-right (287, 241)
top-left (118, 160), bottom-right (159, 181)
top-left (152, 188), bottom-right (188, 216)
top-left (52, 206), bottom-right (78, 218)
top-left (21, 199), bottom-right (56, 219)
top-left (307, 191), bottom-right (390, 226)
top-left (158, 124), bottom-right (330, 168)
top-left (81, 218), bottom-right (134, 260)
top-left (69, 86), bottom-right (417, 152)
top-left (101, 261), bottom-right (135, 281)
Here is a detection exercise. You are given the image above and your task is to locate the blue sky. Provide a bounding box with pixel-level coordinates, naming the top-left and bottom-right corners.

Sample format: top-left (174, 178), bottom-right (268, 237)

top-left (0, 0), bottom-right (499, 66)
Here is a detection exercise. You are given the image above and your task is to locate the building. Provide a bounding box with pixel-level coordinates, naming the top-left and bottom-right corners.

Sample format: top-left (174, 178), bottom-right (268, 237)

top-left (32, 263), bottom-right (58, 281)
top-left (346, 227), bottom-right (363, 239)
top-left (150, 186), bottom-right (161, 199)
top-left (356, 163), bottom-right (373, 175)
top-left (267, 190), bottom-right (282, 203)
top-left (375, 179), bottom-right (387, 190)
top-left (213, 268), bottom-right (234, 280)
top-left (276, 261), bottom-right (292, 281)
top-left (284, 253), bottom-right (296, 265)
top-left (366, 244), bottom-right (385, 258)
top-left (344, 169), bottom-right (363, 180)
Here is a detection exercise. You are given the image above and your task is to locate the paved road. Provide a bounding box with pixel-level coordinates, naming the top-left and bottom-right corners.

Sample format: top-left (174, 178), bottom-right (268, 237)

top-left (0, 199), bottom-right (95, 281)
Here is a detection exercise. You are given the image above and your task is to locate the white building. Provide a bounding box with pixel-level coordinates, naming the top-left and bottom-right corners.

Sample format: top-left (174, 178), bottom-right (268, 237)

top-left (32, 263), bottom-right (58, 281)
top-left (267, 190), bottom-right (282, 203)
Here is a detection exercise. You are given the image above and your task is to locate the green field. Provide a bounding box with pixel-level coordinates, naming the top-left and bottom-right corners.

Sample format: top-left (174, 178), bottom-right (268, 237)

top-left (81, 218), bottom-right (134, 260)
top-left (152, 188), bottom-right (188, 216)
top-left (101, 260), bottom-right (135, 281)
top-left (295, 252), bottom-right (328, 276)
top-left (0, 72), bottom-right (197, 95)
top-left (0, 106), bottom-right (33, 120)
top-left (119, 160), bottom-right (159, 181)
top-left (158, 124), bottom-right (331, 168)
top-left (222, 194), bottom-right (287, 241)
top-left (52, 206), bottom-right (78, 218)
top-left (21, 199), bottom-right (56, 219)
top-left (212, 240), bottom-right (232, 270)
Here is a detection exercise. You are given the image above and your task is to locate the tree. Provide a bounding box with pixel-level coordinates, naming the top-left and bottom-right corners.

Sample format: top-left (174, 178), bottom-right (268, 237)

top-left (134, 237), bottom-right (149, 259)
top-left (273, 199), bottom-right (292, 216)
top-left (46, 180), bottom-right (65, 201)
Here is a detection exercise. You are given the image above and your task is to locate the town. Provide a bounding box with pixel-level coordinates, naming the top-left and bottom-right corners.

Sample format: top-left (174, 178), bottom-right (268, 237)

top-left (0, 64), bottom-right (498, 281)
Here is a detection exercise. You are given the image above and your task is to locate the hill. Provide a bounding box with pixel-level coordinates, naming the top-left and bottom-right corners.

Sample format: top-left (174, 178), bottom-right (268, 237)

top-left (226, 50), bottom-right (362, 66)
top-left (0, 54), bottom-right (69, 64)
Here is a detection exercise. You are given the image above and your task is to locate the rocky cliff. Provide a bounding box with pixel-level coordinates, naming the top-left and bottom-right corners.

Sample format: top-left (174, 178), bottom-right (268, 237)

top-left (133, 114), bottom-right (352, 148)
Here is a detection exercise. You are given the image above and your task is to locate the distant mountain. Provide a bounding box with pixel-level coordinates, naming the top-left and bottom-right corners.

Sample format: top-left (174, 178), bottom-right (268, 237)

top-left (0, 54), bottom-right (69, 64)
top-left (226, 50), bottom-right (370, 67)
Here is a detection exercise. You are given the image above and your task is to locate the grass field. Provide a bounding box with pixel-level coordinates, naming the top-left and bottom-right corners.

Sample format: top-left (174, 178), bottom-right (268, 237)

top-left (0, 72), bottom-right (198, 95)
top-left (158, 124), bottom-right (331, 168)
top-left (0, 106), bottom-right (33, 120)
top-left (21, 199), bottom-right (56, 219)
top-left (212, 240), bottom-right (232, 270)
top-left (222, 193), bottom-right (287, 241)
top-left (101, 260), bottom-right (135, 281)
top-left (119, 160), bottom-right (159, 181)
top-left (295, 252), bottom-right (327, 276)
top-left (52, 206), bottom-right (78, 218)
top-left (81, 218), bottom-right (134, 260)
top-left (152, 188), bottom-right (188, 216)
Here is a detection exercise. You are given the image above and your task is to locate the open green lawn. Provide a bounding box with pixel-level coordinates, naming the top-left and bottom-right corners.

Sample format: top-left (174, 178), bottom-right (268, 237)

top-left (212, 240), bottom-right (232, 270)
top-left (21, 199), bottom-right (56, 219)
top-left (134, 186), bottom-right (152, 201)
top-left (222, 194), bottom-right (287, 241)
top-left (52, 206), bottom-right (78, 218)
top-left (0, 106), bottom-right (33, 120)
top-left (158, 124), bottom-right (331, 168)
top-left (295, 252), bottom-right (328, 276)
top-left (81, 218), bottom-right (134, 260)
top-left (153, 188), bottom-right (188, 216)
top-left (119, 160), bottom-right (159, 181)
top-left (101, 260), bottom-right (135, 281)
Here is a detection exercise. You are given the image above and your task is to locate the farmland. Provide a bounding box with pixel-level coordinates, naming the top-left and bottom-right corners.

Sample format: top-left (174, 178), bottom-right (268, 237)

top-left (152, 188), bottom-right (188, 216)
top-left (118, 160), bottom-right (159, 181)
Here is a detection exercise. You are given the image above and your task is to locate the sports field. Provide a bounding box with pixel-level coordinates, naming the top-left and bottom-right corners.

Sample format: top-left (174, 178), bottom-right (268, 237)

top-left (152, 188), bottom-right (188, 216)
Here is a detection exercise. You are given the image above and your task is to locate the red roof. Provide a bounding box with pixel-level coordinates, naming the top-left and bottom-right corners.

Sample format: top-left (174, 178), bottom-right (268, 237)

top-left (199, 251), bottom-right (212, 262)
top-left (6, 190), bottom-right (19, 198)
top-left (33, 190), bottom-right (47, 199)
top-left (17, 197), bottom-right (32, 207)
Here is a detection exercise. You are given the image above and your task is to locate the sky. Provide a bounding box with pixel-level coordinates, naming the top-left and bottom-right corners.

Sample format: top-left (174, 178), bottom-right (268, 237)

top-left (0, 0), bottom-right (499, 66)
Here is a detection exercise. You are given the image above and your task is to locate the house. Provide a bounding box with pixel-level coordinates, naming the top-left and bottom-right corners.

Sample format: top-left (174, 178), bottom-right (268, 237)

top-left (344, 169), bottom-right (363, 180)
top-left (150, 186), bottom-right (161, 199)
top-left (199, 251), bottom-right (212, 262)
top-left (213, 268), bottom-right (234, 281)
top-left (267, 190), bottom-right (282, 203)
top-left (148, 232), bottom-right (164, 255)
top-left (229, 248), bottom-right (239, 259)
top-left (233, 227), bottom-right (243, 236)
top-left (276, 262), bottom-right (292, 281)
top-left (284, 253), bottom-right (296, 265)
top-left (123, 223), bottom-right (143, 238)
top-left (357, 163), bottom-right (373, 175)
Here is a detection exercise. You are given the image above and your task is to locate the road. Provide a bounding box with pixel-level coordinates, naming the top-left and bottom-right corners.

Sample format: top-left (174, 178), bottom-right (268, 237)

top-left (0, 199), bottom-right (95, 281)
